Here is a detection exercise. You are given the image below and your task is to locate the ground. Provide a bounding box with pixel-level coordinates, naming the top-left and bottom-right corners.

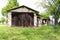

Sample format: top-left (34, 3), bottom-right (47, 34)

top-left (0, 25), bottom-right (60, 40)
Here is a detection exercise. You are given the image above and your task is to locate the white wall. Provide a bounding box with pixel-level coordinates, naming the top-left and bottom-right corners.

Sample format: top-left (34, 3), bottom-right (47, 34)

top-left (10, 7), bottom-right (33, 12)
top-left (34, 13), bottom-right (37, 26)
top-left (8, 12), bottom-right (12, 27)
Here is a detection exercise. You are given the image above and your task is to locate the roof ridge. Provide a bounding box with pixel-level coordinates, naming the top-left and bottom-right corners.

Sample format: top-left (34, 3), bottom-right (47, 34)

top-left (7, 5), bottom-right (39, 13)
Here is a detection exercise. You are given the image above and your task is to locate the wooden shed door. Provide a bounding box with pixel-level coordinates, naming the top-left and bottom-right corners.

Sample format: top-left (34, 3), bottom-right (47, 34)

top-left (18, 13), bottom-right (34, 27)
top-left (12, 12), bottom-right (34, 27)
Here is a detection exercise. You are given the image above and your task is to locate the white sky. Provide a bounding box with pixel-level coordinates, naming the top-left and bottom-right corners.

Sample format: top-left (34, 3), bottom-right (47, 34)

top-left (0, 0), bottom-right (8, 18)
top-left (0, 0), bottom-right (46, 18)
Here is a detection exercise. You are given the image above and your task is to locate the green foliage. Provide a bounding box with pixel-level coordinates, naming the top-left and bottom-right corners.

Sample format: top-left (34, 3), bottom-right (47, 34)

top-left (0, 17), bottom-right (8, 24)
top-left (47, 0), bottom-right (60, 24)
top-left (2, 0), bottom-right (19, 17)
top-left (0, 25), bottom-right (60, 40)
top-left (40, 12), bottom-right (50, 19)
top-left (48, 0), bottom-right (60, 17)
top-left (36, 0), bottom-right (60, 25)
top-left (1, 0), bottom-right (19, 24)
top-left (0, 17), bottom-right (5, 24)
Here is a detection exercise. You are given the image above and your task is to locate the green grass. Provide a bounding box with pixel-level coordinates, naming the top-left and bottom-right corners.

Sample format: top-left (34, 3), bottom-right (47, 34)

top-left (0, 25), bottom-right (60, 40)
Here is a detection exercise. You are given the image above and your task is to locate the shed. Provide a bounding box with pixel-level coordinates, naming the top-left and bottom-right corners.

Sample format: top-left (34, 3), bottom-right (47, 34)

top-left (7, 5), bottom-right (40, 27)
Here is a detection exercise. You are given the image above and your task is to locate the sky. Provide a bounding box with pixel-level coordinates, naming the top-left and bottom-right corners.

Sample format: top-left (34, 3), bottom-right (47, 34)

top-left (0, 0), bottom-right (46, 18)
top-left (0, 0), bottom-right (8, 18)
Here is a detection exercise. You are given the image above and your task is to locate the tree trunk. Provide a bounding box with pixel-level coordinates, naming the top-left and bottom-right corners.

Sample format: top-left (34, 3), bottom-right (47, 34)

top-left (55, 18), bottom-right (58, 25)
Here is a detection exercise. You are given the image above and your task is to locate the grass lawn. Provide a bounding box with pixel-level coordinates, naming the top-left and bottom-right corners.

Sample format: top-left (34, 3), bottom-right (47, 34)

top-left (0, 25), bottom-right (60, 40)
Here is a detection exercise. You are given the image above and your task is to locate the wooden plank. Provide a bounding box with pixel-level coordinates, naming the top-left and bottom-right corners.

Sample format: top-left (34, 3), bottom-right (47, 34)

top-left (12, 12), bottom-right (34, 27)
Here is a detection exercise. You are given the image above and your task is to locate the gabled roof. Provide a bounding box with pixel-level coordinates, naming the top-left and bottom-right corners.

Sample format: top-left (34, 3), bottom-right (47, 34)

top-left (7, 5), bottom-right (39, 13)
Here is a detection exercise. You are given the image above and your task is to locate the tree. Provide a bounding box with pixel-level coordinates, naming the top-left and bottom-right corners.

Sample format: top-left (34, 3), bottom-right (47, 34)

top-left (40, 12), bottom-right (50, 19)
top-left (47, 0), bottom-right (60, 25)
top-left (35, 0), bottom-right (60, 25)
top-left (1, 0), bottom-right (19, 24)
top-left (0, 17), bottom-right (5, 24)
top-left (2, 0), bottom-right (19, 17)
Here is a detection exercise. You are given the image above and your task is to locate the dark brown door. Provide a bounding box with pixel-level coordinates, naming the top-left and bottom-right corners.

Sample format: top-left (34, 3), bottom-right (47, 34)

top-left (18, 13), bottom-right (34, 27)
top-left (25, 13), bottom-right (34, 26)
top-left (18, 13), bottom-right (26, 26)
top-left (12, 13), bottom-right (19, 26)
top-left (12, 12), bottom-right (34, 27)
